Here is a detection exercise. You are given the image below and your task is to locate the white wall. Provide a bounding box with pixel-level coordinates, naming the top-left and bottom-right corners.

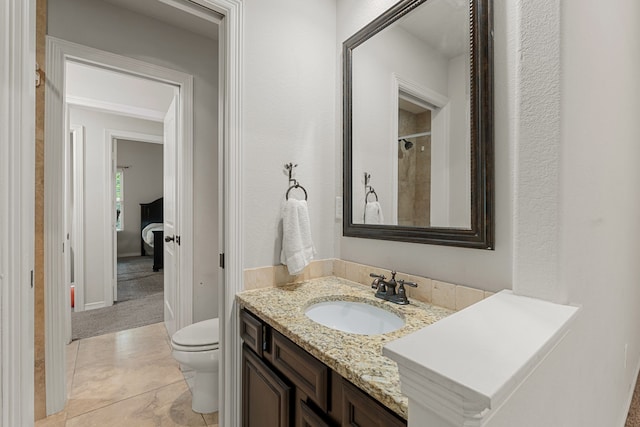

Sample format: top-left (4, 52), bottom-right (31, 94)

top-left (49, 0), bottom-right (220, 321)
top-left (116, 139), bottom-right (163, 257)
top-left (446, 54), bottom-right (470, 228)
top-left (242, 0), bottom-right (337, 268)
top-left (483, 0), bottom-right (640, 425)
top-left (69, 108), bottom-right (162, 306)
top-left (337, 0), bottom-right (512, 293)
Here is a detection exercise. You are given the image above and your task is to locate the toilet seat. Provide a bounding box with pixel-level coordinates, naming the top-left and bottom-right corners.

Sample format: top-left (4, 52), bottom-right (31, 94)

top-left (172, 318), bottom-right (219, 352)
top-left (172, 342), bottom-right (219, 352)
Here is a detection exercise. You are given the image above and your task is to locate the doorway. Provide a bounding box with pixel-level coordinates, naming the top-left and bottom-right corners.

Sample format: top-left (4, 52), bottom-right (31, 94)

top-left (65, 62), bottom-right (174, 340)
top-left (42, 1), bottom-right (244, 425)
top-left (45, 29), bottom-right (203, 422)
top-left (68, 96), bottom-right (172, 340)
top-left (4, 0), bottom-right (242, 425)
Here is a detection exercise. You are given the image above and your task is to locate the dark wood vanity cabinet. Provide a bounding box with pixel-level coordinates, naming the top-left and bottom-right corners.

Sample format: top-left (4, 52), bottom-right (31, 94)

top-left (240, 309), bottom-right (407, 427)
top-left (242, 345), bottom-right (291, 427)
top-left (300, 399), bottom-right (332, 427)
top-left (341, 380), bottom-right (406, 427)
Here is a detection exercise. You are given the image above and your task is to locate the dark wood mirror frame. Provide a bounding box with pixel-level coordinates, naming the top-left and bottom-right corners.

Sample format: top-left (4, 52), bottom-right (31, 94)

top-left (343, 0), bottom-right (494, 249)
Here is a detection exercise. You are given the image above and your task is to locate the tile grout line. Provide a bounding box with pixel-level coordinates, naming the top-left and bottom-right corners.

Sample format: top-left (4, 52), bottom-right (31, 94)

top-left (65, 324), bottom-right (183, 422)
top-left (64, 378), bottom-right (189, 422)
top-left (68, 340), bottom-right (79, 398)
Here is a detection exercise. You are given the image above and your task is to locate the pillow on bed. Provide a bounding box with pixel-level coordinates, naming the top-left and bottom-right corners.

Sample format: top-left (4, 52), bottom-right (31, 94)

top-left (142, 223), bottom-right (163, 247)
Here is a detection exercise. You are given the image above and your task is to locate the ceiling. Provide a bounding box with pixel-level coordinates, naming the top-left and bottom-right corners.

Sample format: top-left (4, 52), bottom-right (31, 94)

top-left (399, 0), bottom-right (469, 59)
top-left (66, 61), bottom-right (176, 121)
top-left (101, 0), bottom-right (220, 40)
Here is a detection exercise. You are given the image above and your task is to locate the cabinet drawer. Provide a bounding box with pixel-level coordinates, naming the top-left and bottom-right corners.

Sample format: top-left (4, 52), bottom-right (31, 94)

top-left (270, 330), bottom-right (329, 412)
top-left (341, 379), bottom-right (406, 427)
top-left (240, 309), bottom-right (265, 357)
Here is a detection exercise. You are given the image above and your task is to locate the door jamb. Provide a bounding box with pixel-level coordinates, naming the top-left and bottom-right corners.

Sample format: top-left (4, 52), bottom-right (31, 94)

top-left (1, 0), bottom-right (36, 424)
top-left (194, 2), bottom-right (244, 427)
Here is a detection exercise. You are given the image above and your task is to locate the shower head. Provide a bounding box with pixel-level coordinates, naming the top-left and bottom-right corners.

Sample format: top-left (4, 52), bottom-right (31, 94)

top-left (401, 139), bottom-right (414, 150)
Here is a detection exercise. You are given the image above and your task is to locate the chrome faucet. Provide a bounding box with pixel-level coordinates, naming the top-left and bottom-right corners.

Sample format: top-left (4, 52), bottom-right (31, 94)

top-left (370, 271), bottom-right (417, 305)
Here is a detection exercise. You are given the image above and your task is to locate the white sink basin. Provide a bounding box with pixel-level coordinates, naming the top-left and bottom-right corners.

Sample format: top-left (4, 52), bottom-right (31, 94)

top-left (304, 300), bottom-right (404, 335)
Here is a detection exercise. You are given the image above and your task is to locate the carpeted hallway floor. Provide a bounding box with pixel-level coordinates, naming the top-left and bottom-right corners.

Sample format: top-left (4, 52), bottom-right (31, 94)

top-left (627, 370), bottom-right (640, 426)
top-left (71, 256), bottom-right (163, 340)
top-left (116, 255), bottom-right (164, 301)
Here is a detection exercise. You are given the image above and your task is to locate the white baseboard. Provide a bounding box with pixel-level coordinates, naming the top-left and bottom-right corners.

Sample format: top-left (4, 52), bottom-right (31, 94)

top-left (117, 252), bottom-right (143, 258)
top-left (83, 301), bottom-right (106, 311)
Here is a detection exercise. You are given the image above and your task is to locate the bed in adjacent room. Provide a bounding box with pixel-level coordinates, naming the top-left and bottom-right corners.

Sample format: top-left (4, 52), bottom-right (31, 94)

top-left (140, 197), bottom-right (164, 272)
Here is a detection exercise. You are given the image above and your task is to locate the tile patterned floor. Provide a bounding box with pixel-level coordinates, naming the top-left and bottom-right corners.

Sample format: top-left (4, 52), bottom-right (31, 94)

top-left (35, 323), bottom-right (218, 427)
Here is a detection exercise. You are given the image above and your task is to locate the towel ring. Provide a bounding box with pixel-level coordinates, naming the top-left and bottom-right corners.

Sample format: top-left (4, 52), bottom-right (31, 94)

top-left (365, 188), bottom-right (378, 202)
top-left (286, 184), bottom-right (308, 200)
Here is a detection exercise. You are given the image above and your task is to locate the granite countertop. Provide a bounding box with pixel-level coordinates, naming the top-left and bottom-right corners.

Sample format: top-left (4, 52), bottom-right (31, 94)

top-left (236, 276), bottom-right (453, 419)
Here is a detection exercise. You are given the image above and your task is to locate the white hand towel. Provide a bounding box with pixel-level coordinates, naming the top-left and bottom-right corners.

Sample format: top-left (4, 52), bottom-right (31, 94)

top-left (364, 201), bottom-right (384, 224)
top-left (280, 199), bottom-right (316, 275)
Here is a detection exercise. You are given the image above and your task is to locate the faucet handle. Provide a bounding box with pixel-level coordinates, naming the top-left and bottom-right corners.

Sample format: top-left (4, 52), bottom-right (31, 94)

top-left (394, 279), bottom-right (417, 305)
top-left (369, 272), bottom-right (386, 280)
top-left (397, 279), bottom-right (417, 288)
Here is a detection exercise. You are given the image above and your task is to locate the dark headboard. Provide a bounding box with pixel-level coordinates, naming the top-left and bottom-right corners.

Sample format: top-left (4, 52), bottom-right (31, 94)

top-left (140, 197), bottom-right (163, 230)
top-left (140, 197), bottom-right (163, 257)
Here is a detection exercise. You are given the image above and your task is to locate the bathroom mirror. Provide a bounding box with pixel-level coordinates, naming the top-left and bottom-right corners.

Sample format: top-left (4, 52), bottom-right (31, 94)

top-left (343, 0), bottom-right (494, 248)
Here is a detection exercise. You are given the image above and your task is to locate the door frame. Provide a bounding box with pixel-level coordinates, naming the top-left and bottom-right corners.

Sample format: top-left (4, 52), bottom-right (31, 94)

top-left (69, 125), bottom-right (85, 312)
top-left (41, 0), bottom-right (243, 424)
top-left (2, 0), bottom-right (243, 424)
top-left (1, 0), bottom-right (36, 425)
top-left (203, 2), bottom-right (244, 427)
top-left (44, 37), bottom-right (195, 414)
top-left (107, 129), bottom-right (164, 304)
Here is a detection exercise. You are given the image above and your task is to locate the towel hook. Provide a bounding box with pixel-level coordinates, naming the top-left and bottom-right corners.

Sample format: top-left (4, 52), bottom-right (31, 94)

top-left (364, 171), bottom-right (378, 202)
top-left (284, 162), bottom-right (308, 200)
top-left (285, 163), bottom-right (298, 186)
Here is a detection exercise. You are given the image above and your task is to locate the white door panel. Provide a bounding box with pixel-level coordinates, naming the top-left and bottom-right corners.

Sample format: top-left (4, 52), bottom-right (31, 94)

top-left (164, 96), bottom-right (178, 337)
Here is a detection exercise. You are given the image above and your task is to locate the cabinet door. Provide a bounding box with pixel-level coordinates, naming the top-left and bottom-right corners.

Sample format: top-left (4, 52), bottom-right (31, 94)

top-left (341, 380), bottom-right (406, 427)
top-left (243, 345), bottom-right (291, 427)
top-left (300, 399), bottom-right (332, 427)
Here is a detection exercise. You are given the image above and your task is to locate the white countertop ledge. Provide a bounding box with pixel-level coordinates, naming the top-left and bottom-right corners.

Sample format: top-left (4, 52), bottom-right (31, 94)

top-left (382, 290), bottom-right (580, 426)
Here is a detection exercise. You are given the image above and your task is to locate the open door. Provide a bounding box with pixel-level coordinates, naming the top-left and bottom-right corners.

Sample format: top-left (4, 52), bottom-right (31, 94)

top-left (163, 95), bottom-right (179, 336)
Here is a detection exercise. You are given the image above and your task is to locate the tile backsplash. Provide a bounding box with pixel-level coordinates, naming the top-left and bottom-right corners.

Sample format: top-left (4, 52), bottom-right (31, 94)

top-left (243, 259), bottom-right (497, 311)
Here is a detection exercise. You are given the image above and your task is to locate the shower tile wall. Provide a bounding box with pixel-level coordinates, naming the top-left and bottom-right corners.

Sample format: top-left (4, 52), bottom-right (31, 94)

top-left (398, 108), bottom-right (431, 227)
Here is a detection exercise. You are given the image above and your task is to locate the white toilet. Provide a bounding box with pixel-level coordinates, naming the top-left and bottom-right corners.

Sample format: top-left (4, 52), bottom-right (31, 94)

top-left (171, 318), bottom-right (220, 414)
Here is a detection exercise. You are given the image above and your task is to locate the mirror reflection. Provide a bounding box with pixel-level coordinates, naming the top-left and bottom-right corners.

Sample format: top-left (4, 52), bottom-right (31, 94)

top-left (351, 0), bottom-right (471, 229)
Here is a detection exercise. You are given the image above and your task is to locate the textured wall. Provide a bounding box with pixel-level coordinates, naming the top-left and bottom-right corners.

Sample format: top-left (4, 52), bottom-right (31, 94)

top-left (242, 0), bottom-right (337, 268)
top-left (511, 0), bottom-right (562, 302)
top-left (475, 1), bottom-right (640, 425)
